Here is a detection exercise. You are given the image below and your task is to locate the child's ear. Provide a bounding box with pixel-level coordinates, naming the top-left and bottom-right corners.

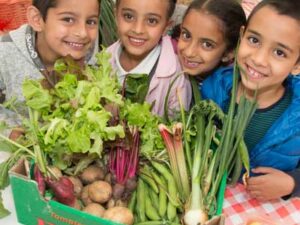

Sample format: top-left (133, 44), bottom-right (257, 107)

top-left (222, 50), bottom-right (234, 63)
top-left (27, 6), bottom-right (44, 32)
top-left (291, 60), bottom-right (300, 75)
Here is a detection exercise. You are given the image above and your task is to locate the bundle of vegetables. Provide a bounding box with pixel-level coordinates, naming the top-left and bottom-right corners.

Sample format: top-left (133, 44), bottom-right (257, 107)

top-left (0, 49), bottom-right (168, 224)
top-left (0, 50), bottom-right (126, 215)
top-left (107, 70), bottom-right (168, 204)
top-left (157, 62), bottom-right (257, 225)
top-left (130, 161), bottom-right (183, 225)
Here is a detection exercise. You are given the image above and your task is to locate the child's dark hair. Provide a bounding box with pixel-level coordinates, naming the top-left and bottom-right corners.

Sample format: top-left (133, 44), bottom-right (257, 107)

top-left (246, 0), bottom-right (300, 29)
top-left (33, 0), bottom-right (57, 20)
top-left (182, 0), bottom-right (246, 52)
top-left (115, 0), bottom-right (177, 19)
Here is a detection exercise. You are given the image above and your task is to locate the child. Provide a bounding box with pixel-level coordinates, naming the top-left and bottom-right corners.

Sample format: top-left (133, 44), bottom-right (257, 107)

top-left (0, 0), bottom-right (99, 104)
top-left (201, 0), bottom-right (300, 201)
top-left (177, 0), bottom-right (246, 83)
top-left (107, 0), bottom-right (192, 117)
top-left (0, 0), bottom-right (100, 137)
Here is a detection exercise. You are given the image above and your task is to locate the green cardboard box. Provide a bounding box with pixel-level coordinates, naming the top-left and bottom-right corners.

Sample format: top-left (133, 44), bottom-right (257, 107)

top-left (9, 158), bottom-right (225, 225)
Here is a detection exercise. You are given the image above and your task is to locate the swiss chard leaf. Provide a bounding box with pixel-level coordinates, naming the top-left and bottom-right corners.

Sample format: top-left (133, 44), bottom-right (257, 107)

top-left (125, 73), bottom-right (149, 104)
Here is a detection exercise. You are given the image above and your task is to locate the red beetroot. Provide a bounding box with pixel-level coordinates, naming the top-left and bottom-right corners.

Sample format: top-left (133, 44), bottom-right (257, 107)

top-left (46, 176), bottom-right (76, 206)
top-left (34, 165), bottom-right (46, 196)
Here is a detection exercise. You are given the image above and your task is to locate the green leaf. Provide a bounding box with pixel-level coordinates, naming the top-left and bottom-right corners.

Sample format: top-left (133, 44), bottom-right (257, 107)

top-left (84, 87), bottom-right (101, 110)
top-left (125, 73), bottom-right (149, 103)
top-left (89, 133), bottom-right (103, 156)
top-left (22, 79), bottom-right (52, 111)
top-left (54, 74), bottom-right (77, 100)
top-left (86, 110), bottom-right (111, 131)
top-left (0, 161), bottom-right (10, 189)
top-left (123, 102), bottom-right (152, 127)
top-left (103, 125), bottom-right (125, 140)
top-left (0, 141), bottom-right (17, 153)
top-left (67, 128), bottom-right (91, 153)
top-left (0, 192), bottom-right (10, 218)
top-left (44, 118), bottom-right (69, 145)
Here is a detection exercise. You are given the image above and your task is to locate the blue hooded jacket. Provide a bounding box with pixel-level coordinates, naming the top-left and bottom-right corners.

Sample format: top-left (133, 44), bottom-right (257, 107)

top-left (201, 66), bottom-right (300, 172)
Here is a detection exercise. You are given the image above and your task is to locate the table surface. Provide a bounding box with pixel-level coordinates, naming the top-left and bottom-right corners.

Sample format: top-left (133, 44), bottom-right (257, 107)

top-left (1, 150), bottom-right (300, 225)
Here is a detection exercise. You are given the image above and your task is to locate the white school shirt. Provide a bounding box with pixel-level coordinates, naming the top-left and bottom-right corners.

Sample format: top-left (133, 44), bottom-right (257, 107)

top-left (114, 44), bottom-right (161, 84)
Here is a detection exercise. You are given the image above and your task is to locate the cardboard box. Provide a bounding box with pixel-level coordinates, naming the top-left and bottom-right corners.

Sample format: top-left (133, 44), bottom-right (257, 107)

top-left (9, 158), bottom-right (225, 225)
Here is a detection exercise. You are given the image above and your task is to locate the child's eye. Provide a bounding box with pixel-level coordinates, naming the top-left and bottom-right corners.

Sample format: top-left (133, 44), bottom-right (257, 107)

top-left (62, 17), bottom-right (74, 23)
top-left (123, 13), bottom-right (134, 21)
top-left (148, 18), bottom-right (158, 25)
top-left (274, 49), bottom-right (286, 58)
top-left (248, 36), bottom-right (259, 45)
top-left (202, 41), bottom-right (214, 50)
top-left (180, 31), bottom-right (191, 40)
top-left (87, 19), bottom-right (98, 26)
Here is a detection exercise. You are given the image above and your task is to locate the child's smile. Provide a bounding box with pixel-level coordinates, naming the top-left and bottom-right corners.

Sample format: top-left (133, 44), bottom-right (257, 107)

top-left (245, 64), bottom-right (268, 80)
top-left (128, 36), bottom-right (147, 47)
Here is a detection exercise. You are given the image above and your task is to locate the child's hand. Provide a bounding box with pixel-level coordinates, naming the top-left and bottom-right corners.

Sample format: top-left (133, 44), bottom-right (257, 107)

top-left (246, 167), bottom-right (295, 201)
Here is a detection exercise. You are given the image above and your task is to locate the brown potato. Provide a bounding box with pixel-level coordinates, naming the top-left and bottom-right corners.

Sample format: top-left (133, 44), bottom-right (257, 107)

top-left (83, 203), bottom-right (105, 217)
top-left (80, 165), bottom-right (105, 184)
top-left (103, 206), bottom-right (134, 225)
top-left (81, 185), bottom-right (93, 206)
top-left (88, 181), bottom-right (112, 204)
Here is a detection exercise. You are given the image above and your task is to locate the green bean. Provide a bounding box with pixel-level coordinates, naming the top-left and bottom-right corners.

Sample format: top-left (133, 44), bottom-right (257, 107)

top-left (149, 187), bottom-right (160, 210)
top-left (128, 190), bottom-right (137, 213)
top-left (151, 162), bottom-right (180, 207)
top-left (136, 179), bottom-right (146, 222)
top-left (140, 172), bottom-right (159, 194)
top-left (167, 201), bottom-right (177, 221)
top-left (145, 188), bottom-right (160, 221)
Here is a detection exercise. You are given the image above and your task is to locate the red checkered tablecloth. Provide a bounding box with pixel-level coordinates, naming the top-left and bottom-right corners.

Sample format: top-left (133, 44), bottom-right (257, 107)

top-left (223, 183), bottom-right (300, 225)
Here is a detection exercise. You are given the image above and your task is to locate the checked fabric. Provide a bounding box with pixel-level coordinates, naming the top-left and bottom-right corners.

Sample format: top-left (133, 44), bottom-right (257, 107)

top-left (223, 183), bottom-right (300, 225)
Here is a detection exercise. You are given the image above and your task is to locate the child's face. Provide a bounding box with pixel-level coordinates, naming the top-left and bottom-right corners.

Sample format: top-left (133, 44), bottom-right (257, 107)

top-left (116, 0), bottom-right (170, 62)
top-left (238, 6), bottom-right (300, 95)
top-left (37, 0), bottom-right (99, 65)
top-left (177, 9), bottom-right (228, 77)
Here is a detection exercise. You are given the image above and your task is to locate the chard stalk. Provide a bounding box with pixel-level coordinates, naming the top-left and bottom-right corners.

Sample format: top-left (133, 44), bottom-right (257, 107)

top-left (172, 123), bottom-right (190, 201)
top-left (158, 124), bottom-right (188, 201)
top-left (177, 88), bottom-right (192, 177)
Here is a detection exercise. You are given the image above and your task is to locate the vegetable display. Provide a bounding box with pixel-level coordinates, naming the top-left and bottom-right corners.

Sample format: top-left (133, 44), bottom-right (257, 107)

top-left (0, 49), bottom-right (256, 225)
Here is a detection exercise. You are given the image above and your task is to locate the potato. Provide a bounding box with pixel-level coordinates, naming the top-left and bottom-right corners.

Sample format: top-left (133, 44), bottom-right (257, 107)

top-left (68, 176), bottom-right (83, 197)
top-left (88, 181), bottom-right (112, 203)
top-left (80, 165), bottom-right (105, 184)
top-left (81, 185), bottom-right (93, 206)
top-left (103, 206), bottom-right (134, 225)
top-left (83, 203), bottom-right (105, 217)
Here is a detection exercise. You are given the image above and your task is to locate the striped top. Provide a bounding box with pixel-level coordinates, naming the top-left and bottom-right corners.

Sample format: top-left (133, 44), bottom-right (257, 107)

top-left (225, 88), bottom-right (292, 151)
